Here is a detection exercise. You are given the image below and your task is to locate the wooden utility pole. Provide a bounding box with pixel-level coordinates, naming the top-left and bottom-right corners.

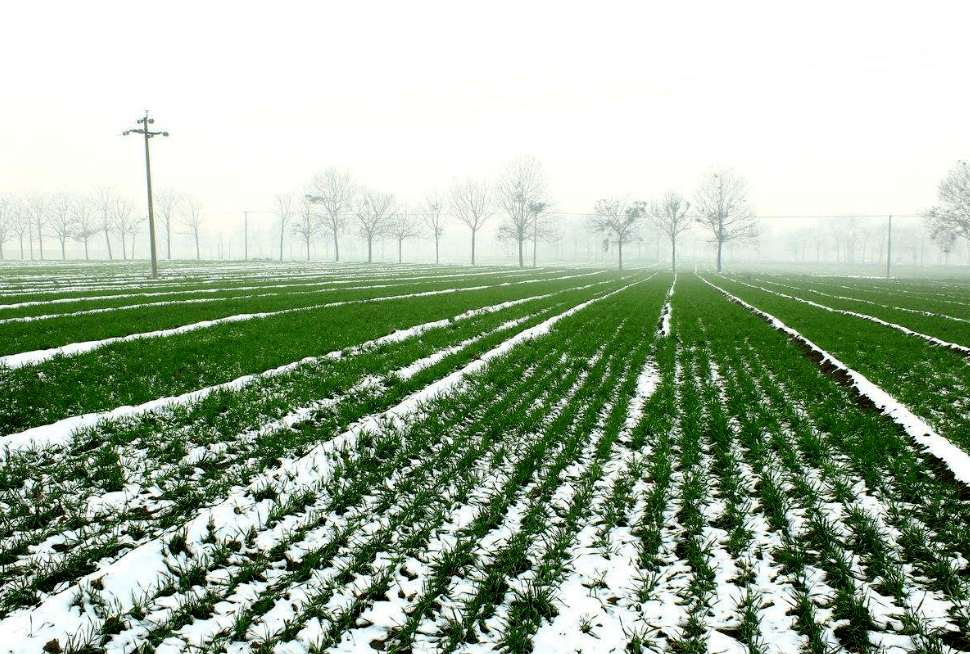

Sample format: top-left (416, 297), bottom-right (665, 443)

top-left (124, 111), bottom-right (168, 279)
top-left (886, 214), bottom-right (893, 279)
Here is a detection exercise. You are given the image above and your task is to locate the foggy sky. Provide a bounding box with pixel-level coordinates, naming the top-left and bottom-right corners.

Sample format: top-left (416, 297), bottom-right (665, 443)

top-left (2, 0), bottom-right (969, 234)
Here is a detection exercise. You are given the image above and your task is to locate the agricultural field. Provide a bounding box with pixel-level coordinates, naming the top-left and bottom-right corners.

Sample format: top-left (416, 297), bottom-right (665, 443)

top-left (1, 261), bottom-right (970, 654)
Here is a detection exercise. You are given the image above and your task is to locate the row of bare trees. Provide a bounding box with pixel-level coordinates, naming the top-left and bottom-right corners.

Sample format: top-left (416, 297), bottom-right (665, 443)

top-left (0, 160), bottom-right (759, 267)
top-left (277, 156), bottom-right (558, 267)
top-left (588, 166), bottom-right (758, 271)
top-left (0, 189), bottom-right (206, 261)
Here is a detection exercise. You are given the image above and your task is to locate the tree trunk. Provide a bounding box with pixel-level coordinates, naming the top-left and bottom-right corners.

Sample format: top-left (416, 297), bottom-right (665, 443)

top-left (517, 236), bottom-right (524, 268)
top-left (104, 228), bottom-right (113, 260)
top-left (471, 230), bottom-right (476, 266)
top-left (279, 226), bottom-right (285, 261)
top-left (195, 234), bottom-right (200, 260)
top-left (120, 232), bottom-right (128, 260)
top-left (84, 236), bottom-right (89, 261)
top-left (61, 237), bottom-right (66, 260)
top-left (716, 239), bottom-right (723, 273)
top-left (333, 225), bottom-right (340, 262)
top-left (19, 236), bottom-right (24, 260)
top-left (305, 234), bottom-right (311, 261)
top-left (435, 237), bottom-right (439, 265)
top-left (532, 224), bottom-right (538, 268)
top-left (671, 237), bottom-right (676, 273)
top-left (618, 240), bottom-right (623, 271)
top-left (398, 238), bottom-right (402, 264)
top-left (166, 223), bottom-right (172, 259)
top-left (37, 224), bottom-right (44, 260)
top-left (367, 234), bottom-right (373, 263)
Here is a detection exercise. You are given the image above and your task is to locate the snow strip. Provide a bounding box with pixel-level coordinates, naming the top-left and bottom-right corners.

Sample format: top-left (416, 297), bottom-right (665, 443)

top-left (0, 267), bottom-right (545, 308)
top-left (623, 297), bottom-right (666, 432)
top-left (701, 276), bottom-right (970, 488)
top-left (0, 289), bottom-right (568, 456)
top-left (749, 275), bottom-right (970, 326)
top-left (0, 285), bottom-right (495, 370)
top-left (374, 280), bottom-right (641, 422)
top-left (723, 276), bottom-right (970, 358)
top-left (658, 273), bottom-right (676, 337)
top-left (0, 282), bottom-right (639, 654)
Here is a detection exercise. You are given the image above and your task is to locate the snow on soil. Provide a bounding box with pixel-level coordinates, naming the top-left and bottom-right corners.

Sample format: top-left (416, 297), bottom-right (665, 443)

top-left (703, 276), bottom-right (970, 488)
top-left (0, 266), bottom-right (560, 308)
top-left (0, 270), bottom-right (601, 325)
top-left (0, 272), bottom-right (604, 369)
top-left (658, 274), bottom-right (676, 338)
top-left (0, 286), bottom-right (587, 456)
top-left (0, 285), bottom-right (505, 369)
top-left (0, 280), bottom-right (639, 654)
top-left (749, 276), bottom-right (970, 325)
top-left (724, 276), bottom-right (970, 357)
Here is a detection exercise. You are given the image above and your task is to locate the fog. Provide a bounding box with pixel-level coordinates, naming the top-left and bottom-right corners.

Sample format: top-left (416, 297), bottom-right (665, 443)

top-left (2, 1), bottom-right (970, 271)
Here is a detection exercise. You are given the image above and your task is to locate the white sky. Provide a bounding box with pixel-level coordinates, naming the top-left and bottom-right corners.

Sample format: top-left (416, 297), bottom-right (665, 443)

top-left (2, 0), bottom-right (969, 232)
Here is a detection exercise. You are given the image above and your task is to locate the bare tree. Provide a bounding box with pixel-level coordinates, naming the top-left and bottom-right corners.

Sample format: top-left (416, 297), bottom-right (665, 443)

top-left (0, 196), bottom-right (11, 260)
top-left (923, 160), bottom-right (970, 263)
top-left (8, 196), bottom-right (30, 259)
top-left (154, 189), bottom-right (182, 260)
top-left (826, 217), bottom-right (864, 264)
top-left (25, 191), bottom-right (50, 260)
top-left (113, 196), bottom-right (140, 260)
top-left (69, 194), bottom-right (99, 260)
top-left (527, 201), bottom-right (554, 268)
top-left (130, 214), bottom-right (147, 259)
top-left (423, 191), bottom-right (447, 264)
top-left (808, 225), bottom-right (827, 263)
top-left (292, 195), bottom-right (317, 261)
top-left (94, 187), bottom-right (117, 260)
top-left (450, 178), bottom-right (492, 265)
top-left (650, 191), bottom-right (691, 272)
top-left (308, 168), bottom-right (356, 262)
top-left (588, 198), bottom-right (646, 271)
top-left (693, 166), bottom-right (757, 272)
top-left (49, 193), bottom-right (78, 260)
top-left (354, 189), bottom-right (396, 263)
top-left (932, 226), bottom-right (958, 265)
top-left (495, 156), bottom-right (548, 268)
top-left (180, 196), bottom-right (205, 260)
top-left (274, 193), bottom-right (295, 261)
top-left (389, 204), bottom-right (424, 263)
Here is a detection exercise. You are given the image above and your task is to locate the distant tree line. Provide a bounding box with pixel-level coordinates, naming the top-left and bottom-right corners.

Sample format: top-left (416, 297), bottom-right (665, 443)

top-left (289, 156), bottom-right (554, 267)
top-left (9, 159), bottom-right (970, 270)
top-left (281, 159), bottom-right (759, 271)
top-left (0, 188), bottom-right (206, 261)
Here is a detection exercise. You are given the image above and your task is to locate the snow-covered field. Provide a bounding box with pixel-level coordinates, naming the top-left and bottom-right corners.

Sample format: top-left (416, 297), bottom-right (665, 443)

top-left (1, 261), bottom-right (969, 654)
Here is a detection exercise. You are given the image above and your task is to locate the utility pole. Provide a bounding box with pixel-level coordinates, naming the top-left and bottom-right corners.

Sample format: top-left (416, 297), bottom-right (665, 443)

top-left (244, 211), bottom-right (249, 261)
top-left (886, 214), bottom-right (893, 279)
top-left (124, 111), bottom-right (168, 279)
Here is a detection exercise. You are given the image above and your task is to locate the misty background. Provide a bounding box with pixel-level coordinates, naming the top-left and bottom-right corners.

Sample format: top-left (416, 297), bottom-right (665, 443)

top-left (1, 1), bottom-right (969, 269)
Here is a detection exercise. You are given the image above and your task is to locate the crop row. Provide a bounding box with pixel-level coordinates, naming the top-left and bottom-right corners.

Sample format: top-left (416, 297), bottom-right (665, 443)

top-left (0, 273), bottom-right (668, 654)
top-left (709, 275), bottom-right (970, 458)
top-left (0, 275), bottom-right (630, 435)
top-left (0, 269), bottom-right (598, 356)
